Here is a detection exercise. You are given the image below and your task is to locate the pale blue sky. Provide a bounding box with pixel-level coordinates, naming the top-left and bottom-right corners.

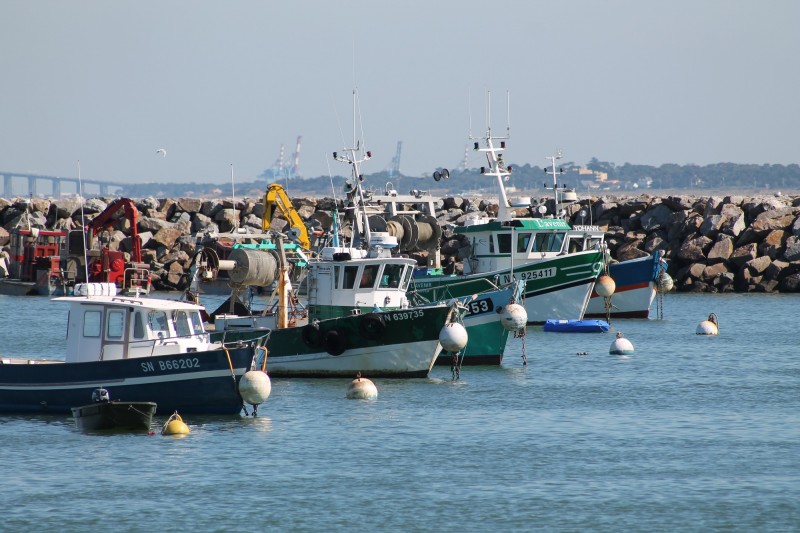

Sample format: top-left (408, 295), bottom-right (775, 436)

top-left (1, 0), bottom-right (798, 184)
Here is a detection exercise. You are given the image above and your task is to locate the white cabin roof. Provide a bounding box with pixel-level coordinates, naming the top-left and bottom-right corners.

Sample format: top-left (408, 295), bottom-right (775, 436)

top-left (53, 295), bottom-right (205, 312)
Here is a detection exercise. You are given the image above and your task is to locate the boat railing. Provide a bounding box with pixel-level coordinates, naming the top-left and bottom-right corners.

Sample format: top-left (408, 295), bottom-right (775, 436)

top-left (105, 330), bottom-right (270, 359)
top-left (100, 332), bottom-right (207, 359)
top-left (123, 266), bottom-right (151, 295)
top-left (216, 330), bottom-right (272, 350)
top-left (408, 276), bottom-right (500, 303)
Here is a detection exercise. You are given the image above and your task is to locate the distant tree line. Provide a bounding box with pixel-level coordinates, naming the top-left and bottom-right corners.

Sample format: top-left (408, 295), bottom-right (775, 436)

top-left (116, 160), bottom-right (800, 199)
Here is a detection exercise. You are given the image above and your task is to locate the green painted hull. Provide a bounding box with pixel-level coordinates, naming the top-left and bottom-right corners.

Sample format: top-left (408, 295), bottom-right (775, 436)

top-left (438, 318), bottom-right (510, 366)
top-left (414, 280), bottom-right (524, 366)
top-left (410, 250), bottom-right (603, 323)
top-left (211, 305), bottom-right (456, 377)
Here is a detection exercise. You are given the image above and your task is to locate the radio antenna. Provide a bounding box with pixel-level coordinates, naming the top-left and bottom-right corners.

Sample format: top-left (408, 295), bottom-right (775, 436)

top-left (77, 160), bottom-right (90, 289)
top-left (506, 90), bottom-right (511, 136)
top-left (468, 89), bottom-right (473, 139)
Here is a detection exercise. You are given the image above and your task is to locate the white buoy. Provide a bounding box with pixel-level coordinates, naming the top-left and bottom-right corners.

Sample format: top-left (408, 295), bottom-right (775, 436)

top-left (610, 331), bottom-right (634, 355)
top-left (439, 322), bottom-right (468, 352)
top-left (346, 372), bottom-right (378, 400)
top-left (696, 313), bottom-right (719, 335)
top-left (239, 370), bottom-right (272, 405)
top-left (595, 275), bottom-right (616, 298)
top-left (658, 272), bottom-right (674, 292)
top-left (499, 303), bottom-right (528, 331)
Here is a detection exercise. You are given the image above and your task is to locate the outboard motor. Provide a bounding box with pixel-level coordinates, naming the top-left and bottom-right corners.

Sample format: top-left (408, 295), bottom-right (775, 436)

top-left (92, 388), bottom-right (110, 403)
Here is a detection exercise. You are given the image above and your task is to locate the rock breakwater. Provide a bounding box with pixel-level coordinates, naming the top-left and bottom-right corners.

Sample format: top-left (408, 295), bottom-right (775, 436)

top-left (2, 193), bottom-right (799, 293)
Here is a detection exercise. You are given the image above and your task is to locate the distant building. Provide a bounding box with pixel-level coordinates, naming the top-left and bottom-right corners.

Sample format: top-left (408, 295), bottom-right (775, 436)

top-left (561, 167), bottom-right (620, 190)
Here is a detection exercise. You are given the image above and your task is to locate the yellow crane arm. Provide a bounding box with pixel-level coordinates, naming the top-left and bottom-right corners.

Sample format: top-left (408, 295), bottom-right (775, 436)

top-left (263, 183), bottom-right (311, 249)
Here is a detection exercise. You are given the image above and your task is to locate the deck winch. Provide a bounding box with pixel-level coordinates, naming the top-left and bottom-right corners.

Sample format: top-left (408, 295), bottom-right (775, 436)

top-left (227, 248), bottom-right (278, 287)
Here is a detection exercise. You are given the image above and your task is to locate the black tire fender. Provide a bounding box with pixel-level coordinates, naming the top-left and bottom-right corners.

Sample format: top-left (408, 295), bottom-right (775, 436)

top-left (324, 328), bottom-right (348, 356)
top-left (301, 323), bottom-right (323, 348)
top-left (358, 312), bottom-right (386, 341)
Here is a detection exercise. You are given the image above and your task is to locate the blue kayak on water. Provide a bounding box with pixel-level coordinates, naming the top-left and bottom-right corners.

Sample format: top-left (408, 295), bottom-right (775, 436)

top-left (543, 319), bottom-right (610, 333)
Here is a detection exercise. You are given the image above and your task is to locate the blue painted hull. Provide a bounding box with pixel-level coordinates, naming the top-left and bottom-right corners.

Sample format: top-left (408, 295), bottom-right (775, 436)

top-left (0, 347), bottom-right (255, 414)
top-left (543, 319), bottom-right (610, 333)
top-left (585, 254), bottom-right (667, 318)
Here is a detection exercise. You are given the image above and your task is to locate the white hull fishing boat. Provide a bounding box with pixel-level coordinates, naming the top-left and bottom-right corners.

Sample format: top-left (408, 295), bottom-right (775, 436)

top-left (583, 252), bottom-right (668, 319)
top-left (200, 116), bottom-right (469, 377)
top-left (400, 121), bottom-right (604, 323)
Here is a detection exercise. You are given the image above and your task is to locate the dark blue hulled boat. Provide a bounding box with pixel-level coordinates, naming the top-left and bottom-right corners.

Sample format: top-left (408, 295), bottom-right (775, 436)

top-left (0, 283), bottom-right (264, 415)
top-left (543, 319), bottom-right (609, 333)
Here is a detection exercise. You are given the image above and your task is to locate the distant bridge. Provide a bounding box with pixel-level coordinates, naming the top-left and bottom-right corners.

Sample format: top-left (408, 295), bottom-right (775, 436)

top-left (0, 171), bottom-right (125, 198)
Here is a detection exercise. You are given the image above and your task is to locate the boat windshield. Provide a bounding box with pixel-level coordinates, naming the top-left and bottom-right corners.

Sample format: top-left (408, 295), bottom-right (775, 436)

top-left (343, 265), bottom-right (358, 289)
top-left (173, 310), bottom-right (205, 337)
top-left (400, 267), bottom-right (413, 291)
top-left (147, 310), bottom-right (169, 336)
top-left (531, 232), bottom-right (565, 253)
top-left (359, 265), bottom-right (379, 289)
top-left (379, 264), bottom-right (404, 288)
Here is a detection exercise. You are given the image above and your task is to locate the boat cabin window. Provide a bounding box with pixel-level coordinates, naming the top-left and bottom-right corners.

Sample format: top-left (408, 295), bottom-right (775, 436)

top-left (380, 264), bottom-right (404, 288)
top-left (333, 265), bottom-right (342, 289)
top-left (133, 312), bottom-right (146, 339)
top-left (488, 237), bottom-right (494, 253)
top-left (343, 265), bottom-right (359, 289)
top-left (147, 310), bottom-right (169, 336)
top-left (497, 233), bottom-right (511, 254)
top-left (173, 311), bottom-right (192, 337)
top-left (83, 310), bottom-right (102, 338)
top-left (188, 311), bottom-right (204, 334)
top-left (106, 310), bottom-right (125, 339)
top-left (532, 232), bottom-right (565, 253)
top-left (360, 265), bottom-right (379, 289)
top-left (400, 267), bottom-right (413, 291)
top-left (568, 236), bottom-right (584, 253)
top-left (587, 237), bottom-right (602, 250)
top-left (517, 233), bottom-right (532, 253)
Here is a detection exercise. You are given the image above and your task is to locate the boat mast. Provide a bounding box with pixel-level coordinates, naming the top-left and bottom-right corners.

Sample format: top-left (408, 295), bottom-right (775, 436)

top-left (471, 92), bottom-right (514, 222)
top-left (544, 151), bottom-right (565, 217)
top-left (333, 90), bottom-right (373, 248)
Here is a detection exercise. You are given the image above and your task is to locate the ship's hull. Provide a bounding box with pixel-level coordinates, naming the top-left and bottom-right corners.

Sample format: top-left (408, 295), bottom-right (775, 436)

top-left (214, 305), bottom-right (457, 378)
top-left (584, 254), bottom-right (664, 319)
top-left (411, 251), bottom-right (603, 324)
top-left (0, 347), bottom-right (254, 414)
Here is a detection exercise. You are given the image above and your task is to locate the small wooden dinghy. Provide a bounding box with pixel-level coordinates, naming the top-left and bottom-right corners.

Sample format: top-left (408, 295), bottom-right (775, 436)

top-left (543, 319), bottom-right (610, 333)
top-left (71, 388), bottom-right (157, 432)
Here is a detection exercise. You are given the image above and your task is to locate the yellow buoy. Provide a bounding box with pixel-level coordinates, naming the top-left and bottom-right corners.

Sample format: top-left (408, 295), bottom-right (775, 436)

top-left (161, 411), bottom-right (190, 436)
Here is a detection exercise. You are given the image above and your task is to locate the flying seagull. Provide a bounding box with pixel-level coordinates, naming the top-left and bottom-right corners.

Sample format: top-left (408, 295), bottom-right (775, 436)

top-left (156, 148), bottom-right (167, 157)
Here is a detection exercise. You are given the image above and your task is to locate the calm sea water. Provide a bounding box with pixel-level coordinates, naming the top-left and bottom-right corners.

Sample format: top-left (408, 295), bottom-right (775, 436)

top-left (1, 292), bottom-right (798, 532)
